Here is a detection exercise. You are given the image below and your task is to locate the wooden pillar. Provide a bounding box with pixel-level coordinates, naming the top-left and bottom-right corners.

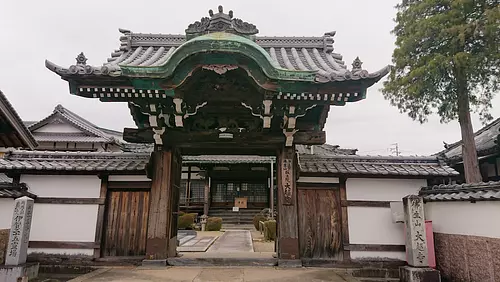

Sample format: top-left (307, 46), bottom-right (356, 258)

top-left (339, 178), bottom-right (350, 261)
top-left (145, 149), bottom-right (181, 259)
top-left (93, 174), bottom-right (108, 258)
top-left (203, 173), bottom-right (210, 216)
top-left (277, 146), bottom-right (300, 260)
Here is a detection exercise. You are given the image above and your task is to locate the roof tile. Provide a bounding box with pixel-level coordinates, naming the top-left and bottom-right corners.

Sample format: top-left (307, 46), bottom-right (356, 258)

top-left (420, 181), bottom-right (500, 201)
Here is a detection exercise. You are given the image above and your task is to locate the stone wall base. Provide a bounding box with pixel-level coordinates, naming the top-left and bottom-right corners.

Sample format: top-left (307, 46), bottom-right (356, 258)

top-left (400, 266), bottom-right (440, 282)
top-left (434, 232), bottom-right (500, 281)
top-left (0, 262), bottom-right (39, 282)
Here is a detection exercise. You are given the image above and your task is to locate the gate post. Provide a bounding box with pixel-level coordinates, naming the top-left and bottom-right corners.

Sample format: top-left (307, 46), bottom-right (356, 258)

top-left (277, 145), bottom-right (300, 261)
top-left (145, 148), bottom-right (181, 261)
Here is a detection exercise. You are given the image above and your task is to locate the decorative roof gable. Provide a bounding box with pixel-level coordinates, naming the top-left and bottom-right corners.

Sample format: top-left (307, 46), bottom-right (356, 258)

top-left (185, 5), bottom-right (258, 40)
top-left (28, 105), bottom-right (116, 143)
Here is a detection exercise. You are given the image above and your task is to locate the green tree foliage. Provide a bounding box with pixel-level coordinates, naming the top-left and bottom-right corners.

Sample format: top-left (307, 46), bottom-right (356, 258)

top-left (383, 0), bottom-right (499, 182)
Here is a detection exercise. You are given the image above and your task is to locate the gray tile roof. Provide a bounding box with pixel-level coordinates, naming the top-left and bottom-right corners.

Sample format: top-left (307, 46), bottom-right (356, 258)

top-left (28, 105), bottom-right (117, 144)
top-left (0, 150), bottom-right (149, 172)
top-left (296, 144), bottom-right (357, 157)
top-left (0, 91), bottom-right (37, 149)
top-left (45, 7), bottom-right (389, 84)
top-left (299, 155), bottom-right (459, 177)
top-left (437, 117), bottom-right (500, 162)
top-left (420, 181), bottom-right (500, 201)
top-left (0, 182), bottom-right (36, 199)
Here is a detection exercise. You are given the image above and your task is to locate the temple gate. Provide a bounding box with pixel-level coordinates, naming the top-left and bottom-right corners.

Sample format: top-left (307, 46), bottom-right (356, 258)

top-left (46, 6), bottom-right (388, 261)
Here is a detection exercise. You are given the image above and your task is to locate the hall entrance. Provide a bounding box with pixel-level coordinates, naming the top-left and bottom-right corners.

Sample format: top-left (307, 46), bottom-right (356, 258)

top-left (212, 180), bottom-right (268, 208)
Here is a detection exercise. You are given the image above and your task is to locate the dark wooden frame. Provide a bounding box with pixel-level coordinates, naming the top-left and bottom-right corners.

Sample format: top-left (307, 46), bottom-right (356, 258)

top-left (341, 200), bottom-right (392, 208)
top-left (344, 244), bottom-right (405, 252)
top-left (34, 198), bottom-right (105, 204)
top-left (29, 241), bottom-right (99, 249)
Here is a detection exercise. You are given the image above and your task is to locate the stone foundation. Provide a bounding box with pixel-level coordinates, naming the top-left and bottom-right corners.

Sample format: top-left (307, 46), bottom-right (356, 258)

top-left (0, 262), bottom-right (39, 282)
top-left (0, 229), bottom-right (9, 265)
top-left (400, 266), bottom-right (440, 282)
top-left (434, 232), bottom-right (500, 281)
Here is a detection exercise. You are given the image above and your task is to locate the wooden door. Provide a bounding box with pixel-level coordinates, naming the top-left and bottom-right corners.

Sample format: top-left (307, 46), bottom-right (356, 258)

top-left (103, 190), bottom-right (150, 256)
top-left (297, 188), bottom-right (342, 259)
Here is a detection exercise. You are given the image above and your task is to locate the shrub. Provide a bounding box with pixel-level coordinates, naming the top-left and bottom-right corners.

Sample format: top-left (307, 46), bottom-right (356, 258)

top-left (206, 217), bottom-right (222, 231)
top-left (253, 214), bottom-right (267, 230)
top-left (178, 213), bottom-right (196, 229)
top-left (263, 220), bottom-right (276, 241)
top-left (178, 211), bottom-right (185, 216)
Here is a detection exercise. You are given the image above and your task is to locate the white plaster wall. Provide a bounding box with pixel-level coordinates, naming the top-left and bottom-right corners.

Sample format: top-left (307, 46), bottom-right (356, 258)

top-left (346, 178), bottom-right (426, 260)
top-left (425, 201), bottom-right (500, 238)
top-left (108, 175), bottom-right (149, 182)
top-left (30, 204), bottom-right (98, 241)
top-left (28, 203), bottom-right (98, 255)
top-left (348, 207), bottom-right (405, 245)
top-left (20, 175), bottom-right (100, 198)
top-left (346, 178), bottom-right (426, 201)
top-left (0, 198), bottom-right (14, 229)
top-left (33, 123), bottom-right (81, 133)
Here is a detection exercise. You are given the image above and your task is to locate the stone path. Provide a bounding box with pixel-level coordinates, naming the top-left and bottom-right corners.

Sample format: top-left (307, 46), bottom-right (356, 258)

top-left (177, 232), bottom-right (218, 252)
top-left (207, 230), bottom-right (253, 253)
top-left (70, 267), bottom-right (361, 282)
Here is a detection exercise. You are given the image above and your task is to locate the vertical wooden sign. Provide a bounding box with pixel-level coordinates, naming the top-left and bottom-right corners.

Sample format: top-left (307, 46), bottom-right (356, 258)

top-left (282, 158), bottom-right (293, 205)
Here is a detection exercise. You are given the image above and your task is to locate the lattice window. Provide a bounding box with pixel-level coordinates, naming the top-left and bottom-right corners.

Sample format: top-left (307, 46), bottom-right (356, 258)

top-left (179, 180), bottom-right (187, 204)
top-left (190, 180), bottom-right (205, 203)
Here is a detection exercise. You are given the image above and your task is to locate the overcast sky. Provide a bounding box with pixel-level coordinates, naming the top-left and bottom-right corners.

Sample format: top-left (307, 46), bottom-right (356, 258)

top-left (1, 0), bottom-right (498, 156)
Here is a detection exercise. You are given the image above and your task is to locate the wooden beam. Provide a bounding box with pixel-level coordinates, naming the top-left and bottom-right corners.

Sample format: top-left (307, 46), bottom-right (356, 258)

top-left (339, 178), bottom-right (350, 261)
top-left (277, 146), bottom-right (300, 260)
top-left (341, 200), bottom-right (392, 208)
top-left (29, 241), bottom-right (99, 249)
top-left (123, 128), bottom-right (326, 146)
top-left (344, 244), bottom-right (406, 252)
top-left (34, 198), bottom-right (105, 204)
top-left (93, 176), bottom-right (108, 258)
top-left (108, 181), bottom-right (151, 190)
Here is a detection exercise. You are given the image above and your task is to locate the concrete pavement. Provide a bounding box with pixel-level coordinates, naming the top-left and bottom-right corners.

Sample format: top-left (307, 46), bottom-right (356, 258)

top-left (70, 266), bottom-right (361, 282)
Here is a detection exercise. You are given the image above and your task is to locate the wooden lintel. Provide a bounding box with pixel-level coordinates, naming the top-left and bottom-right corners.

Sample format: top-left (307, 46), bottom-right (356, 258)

top-left (108, 181), bottom-right (152, 190)
top-left (341, 200), bottom-right (392, 208)
top-left (123, 127), bottom-right (325, 146)
top-left (35, 197), bottom-right (105, 204)
top-left (29, 241), bottom-right (100, 249)
top-left (344, 244), bottom-right (405, 252)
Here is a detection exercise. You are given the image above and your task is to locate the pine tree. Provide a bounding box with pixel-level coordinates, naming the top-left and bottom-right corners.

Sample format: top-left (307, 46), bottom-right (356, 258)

top-left (383, 0), bottom-right (499, 183)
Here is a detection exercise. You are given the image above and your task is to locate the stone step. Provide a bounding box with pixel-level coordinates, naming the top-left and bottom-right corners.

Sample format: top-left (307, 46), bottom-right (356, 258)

top-left (358, 278), bottom-right (400, 282)
top-left (222, 224), bottom-right (255, 230)
top-left (167, 257), bottom-right (277, 267)
top-left (350, 268), bottom-right (400, 279)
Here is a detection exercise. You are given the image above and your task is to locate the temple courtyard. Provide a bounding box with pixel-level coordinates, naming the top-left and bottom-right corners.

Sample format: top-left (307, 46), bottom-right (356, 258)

top-left (65, 267), bottom-right (360, 282)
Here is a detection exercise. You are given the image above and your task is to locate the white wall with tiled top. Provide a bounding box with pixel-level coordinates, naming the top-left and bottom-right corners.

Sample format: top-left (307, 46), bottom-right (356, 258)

top-left (425, 201), bottom-right (500, 238)
top-left (346, 178), bottom-right (426, 260)
top-left (18, 175), bottom-right (101, 256)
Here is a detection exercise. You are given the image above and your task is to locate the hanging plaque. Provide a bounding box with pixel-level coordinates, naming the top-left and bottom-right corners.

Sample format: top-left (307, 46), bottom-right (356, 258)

top-left (281, 158), bottom-right (293, 205)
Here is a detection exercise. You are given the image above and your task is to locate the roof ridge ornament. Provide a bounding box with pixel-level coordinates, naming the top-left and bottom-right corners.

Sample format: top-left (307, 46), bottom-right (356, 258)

top-left (68, 52), bottom-right (94, 75)
top-left (185, 5), bottom-right (259, 40)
